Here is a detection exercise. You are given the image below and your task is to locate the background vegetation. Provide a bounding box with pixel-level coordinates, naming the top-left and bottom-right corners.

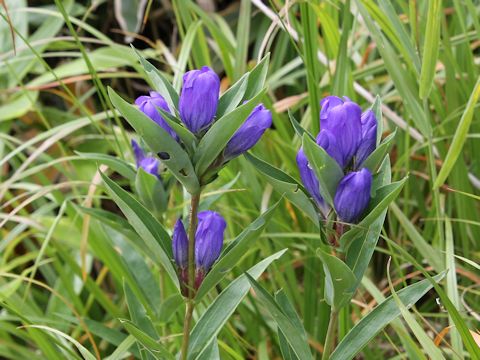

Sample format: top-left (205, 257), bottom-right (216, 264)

top-left (1, 0), bottom-right (479, 359)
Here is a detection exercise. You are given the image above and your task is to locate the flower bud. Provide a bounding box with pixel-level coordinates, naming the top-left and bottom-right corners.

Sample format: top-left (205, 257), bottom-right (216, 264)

top-left (296, 148), bottom-right (329, 216)
top-left (224, 104), bottom-right (272, 160)
top-left (194, 211), bottom-right (226, 272)
top-left (316, 129), bottom-right (344, 168)
top-left (172, 219), bottom-right (189, 269)
top-left (135, 91), bottom-right (178, 141)
top-left (320, 96), bottom-right (362, 168)
top-left (179, 66), bottom-right (220, 134)
top-left (355, 110), bottom-right (377, 167)
top-left (131, 139), bottom-right (159, 177)
top-left (334, 168), bottom-right (372, 223)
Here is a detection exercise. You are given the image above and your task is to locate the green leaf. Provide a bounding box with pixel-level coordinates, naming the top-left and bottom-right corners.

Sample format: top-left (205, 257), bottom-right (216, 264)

top-left (419, 0), bottom-right (442, 99)
top-left (370, 95), bottom-right (383, 146)
top-left (25, 325), bottom-right (97, 360)
top-left (135, 168), bottom-right (168, 215)
top-left (217, 72), bottom-right (249, 118)
top-left (187, 249), bottom-right (287, 359)
top-left (275, 290), bottom-right (304, 360)
top-left (156, 106), bottom-right (198, 153)
top-left (330, 272), bottom-right (446, 360)
top-left (124, 281), bottom-right (159, 359)
top-left (434, 78), bottom-right (480, 189)
top-left (243, 53), bottom-right (270, 100)
top-left (76, 152), bottom-right (136, 181)
top-left (317, 249), bottom-right (356, 310)
top-left (247, 275), bottom-right (313, 360)
top-left (108, 87), bottom-right (200, 193)
top-left (121, 320), bottom-right (174, 360)
top-left (288, 110), bottom-right (315, 141)
top-left (173, 20), bottom-right (203, 90)
top-left (445, 218), bottom-right (463, 356)
top-left (302, 133), bottom-right (344, 206)
top-left (196, 201), bottom-right (280, 300)
top-left (340, 177), bottom-right (407, 249)
top-left (346, 157), bottom-right (392, 290)
top-left (100, 172), bottom-right (179, 288)
top-left (132, 47), bottom-right (179, 110)
top-left (245, 153), bottom-right (319, 224)
top-left (194, 88), bottom-right (267, 177)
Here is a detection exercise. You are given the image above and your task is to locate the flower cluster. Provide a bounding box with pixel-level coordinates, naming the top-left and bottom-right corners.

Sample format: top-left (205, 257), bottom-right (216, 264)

top-left (172, 211), bottom-right (226, 294)
top-left (297, 96), bottom-right (377, 224)
top-left (135, 66), bottom-right (272, 163)
top-left (129, 66), bottom-right (271, 295)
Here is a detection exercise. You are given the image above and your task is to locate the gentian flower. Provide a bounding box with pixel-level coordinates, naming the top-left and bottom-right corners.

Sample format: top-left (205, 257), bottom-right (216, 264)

top-left (316, 129), bottom-right (344, 168)
top-left (355, 110), bottom-right (377, 167)
top-left (320, 96), bottom-right (362, 168)
top-left (334, 168), bottom-right (372, 223)
top-left (179, 66), bottom-right (220, 134)
top-left (131, 139), bottom-right (159, 177)
top-left (135, 91), bottom-right (178, 141)
top-left (224, 104), bottom-right (272, 160)
top-left (172, 219), bottom-right (188, 269)
top-left (172, 210), bottom-right (226, 291)
top-left (296, 148), bottom-right (329, 216)
top-left (195, 211), bottom-right (226, 272)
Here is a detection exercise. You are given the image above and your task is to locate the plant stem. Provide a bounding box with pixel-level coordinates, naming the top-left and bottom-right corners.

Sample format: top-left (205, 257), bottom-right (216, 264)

top-left (187, 193), bottom-right (201, 298)
top-left (180, 192), bottom-right (201, 360)
top-left (180, 300), bottom-right (194, 360)
top-left (322, 309), bottom-right (338, 360)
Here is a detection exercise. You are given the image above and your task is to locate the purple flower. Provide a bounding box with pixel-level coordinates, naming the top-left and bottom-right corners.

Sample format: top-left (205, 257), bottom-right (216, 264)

top-left (334, 168), bottom-right (372, 223)
top-left (131, 139), bottom-right (159, 177)
top-left (195, 211), bottom-right (226, 271)
top-left (224, 104), bottom-right (272, 160)
top-left (172, 219), bottom-right (188, 269)
top-left (316, 129), bottom-right (344, 168)
top-left (355, 110), bottom-right (377, 167)
top-left (135, 91), bottom-right (178, 141)
top-left (320, 96), bottom-right (362, 168)
top-left (296, 148), bottom-right (329, 216)
top-left (179, 66), bottom-right (220, 134)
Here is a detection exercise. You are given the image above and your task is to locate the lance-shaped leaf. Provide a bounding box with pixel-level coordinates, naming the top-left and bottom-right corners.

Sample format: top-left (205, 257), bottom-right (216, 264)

top-left (247, 275), bottom-right (313, 360)
top-left (245, 153), bottom-right (319, 224)
top-left (135, 169), bottom-right (168, 215)
top-left (243, 53), bottom-right (270, 100)
top-left (132, 47), bottom-right (179, 110)
top-left (317, 248), bottom-right (356, 310)
top-left (302, 133), bottom-right (344, 207)
top-left (76, 152), bottom-right (136, 181)
top-left (120, 319), bottom-right (174, 360)
top-left (187, 249), bottom-right (287, 359)
top-left (346, 157), bottom-right (391, 290)
top-left (108, 87), bottom-right (200, 194)
top-left (101, 172), bottom-right (179, 289)
top-left (216, 72), bottom-right (249, 118)
top-left (330, 272), bottom-right (446, 360)
top-left (195, 200), bottom-right (280, 300)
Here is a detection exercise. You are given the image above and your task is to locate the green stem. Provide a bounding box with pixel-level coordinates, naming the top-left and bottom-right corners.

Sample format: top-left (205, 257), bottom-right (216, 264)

top-left (322, 309), bottom-right (338, 360)
top-left (180, 192), bottom-right (201, 360)
top-left (180, 301), bottom-right (195, 360)
top-left (187, 193), bottom-right (201, 298)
